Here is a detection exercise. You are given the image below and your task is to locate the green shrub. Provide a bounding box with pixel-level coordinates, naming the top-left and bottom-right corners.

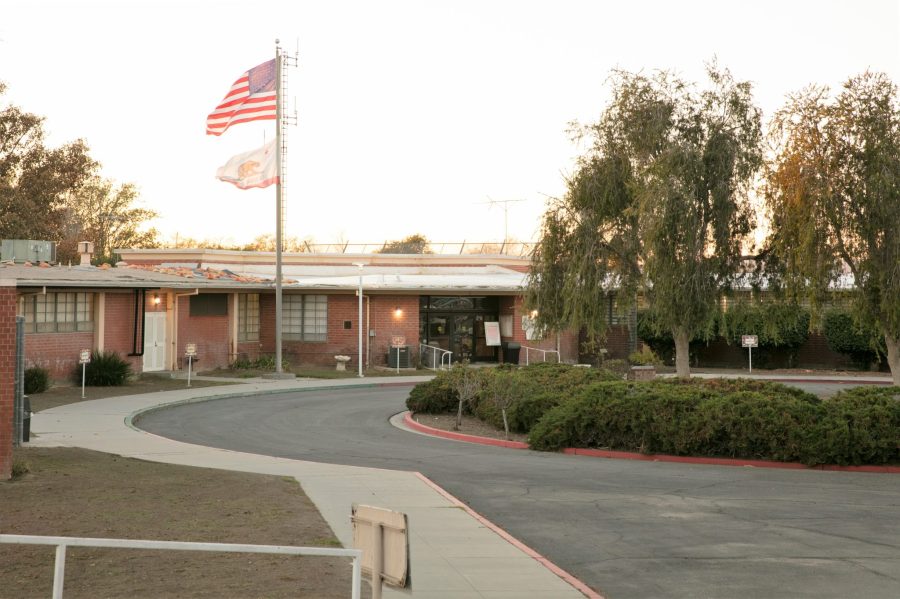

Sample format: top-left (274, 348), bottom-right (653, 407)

top-left (822, 310), bottom-right (885, 369)
top-left (527, 379), bottom-right (894, 466)
top-left (24, 366), bottom-right (50, 394)
top-left (74, 350), bottom-right (133, 386)
top-left (717, 303), bottom-right (810, 348)
top-left (602, 359), bottom-right (629, 378)
top-left (230, 355), bottom-right (290, 371)
top-left (406, 370), bottom-right (458, 413)
top-left (805, 386), bottom-right (900, 466)
top-left (628, 346), bottom-right (660, 366)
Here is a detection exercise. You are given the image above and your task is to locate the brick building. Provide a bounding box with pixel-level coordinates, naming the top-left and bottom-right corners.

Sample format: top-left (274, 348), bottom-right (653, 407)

top-left (3, 249), bottom-right (575, 379)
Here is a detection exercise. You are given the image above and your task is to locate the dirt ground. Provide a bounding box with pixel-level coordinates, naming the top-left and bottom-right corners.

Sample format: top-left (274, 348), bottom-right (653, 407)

top-left (409, 412), bottom-right (530, 444)
top-left (5, 377), bottom-right (369, 598)
top-left (1, 448), bottom-right (365, 599)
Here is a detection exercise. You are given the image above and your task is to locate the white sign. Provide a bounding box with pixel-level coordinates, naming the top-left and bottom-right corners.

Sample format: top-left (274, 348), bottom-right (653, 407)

top-left (484, 322), bottom-right (501, 346)
top-left (352, 504), bottom-right (409, 590)
top-left (185, 343), bottom-right (197, 356)
top-left (390, 335), bottom-right (406, 348)
top-left (741, 335), bottom-right (759, 348)
top-left (79, 349), bottom-right (91, 364)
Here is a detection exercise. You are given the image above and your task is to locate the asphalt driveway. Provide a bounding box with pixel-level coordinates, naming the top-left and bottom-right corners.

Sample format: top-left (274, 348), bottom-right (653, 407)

top-left (136, 385), bottom-right (900, 599)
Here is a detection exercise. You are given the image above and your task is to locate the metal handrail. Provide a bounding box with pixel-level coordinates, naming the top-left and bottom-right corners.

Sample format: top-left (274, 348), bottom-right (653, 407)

top-left (522, 346), bottom-right (561, 366)
top-left (419, 343), bottom-right (453, 370)
top-left (0, 534), bottom-right (362, 599)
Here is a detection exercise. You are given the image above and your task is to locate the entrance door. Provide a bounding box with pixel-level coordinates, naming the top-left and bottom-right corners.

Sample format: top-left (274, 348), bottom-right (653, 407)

top-left (143, 312), bottom-right (166, 372)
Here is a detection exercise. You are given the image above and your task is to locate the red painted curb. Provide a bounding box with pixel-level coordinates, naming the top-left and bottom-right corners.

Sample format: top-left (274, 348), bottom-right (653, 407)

top-left (413, 471), bottom-right (605, 599)
top-left (404, 413), bottom-right (529, 448)
top-left (404, 412), bottom-right (900, 473)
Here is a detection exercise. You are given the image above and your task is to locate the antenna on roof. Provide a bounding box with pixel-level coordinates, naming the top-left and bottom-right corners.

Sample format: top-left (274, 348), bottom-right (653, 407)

top-left (477, 197), bottom-right (526, 249)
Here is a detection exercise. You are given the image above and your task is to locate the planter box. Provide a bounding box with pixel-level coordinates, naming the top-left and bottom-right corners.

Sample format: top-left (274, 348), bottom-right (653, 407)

top-left (629, 365), bottom-right (656, 381)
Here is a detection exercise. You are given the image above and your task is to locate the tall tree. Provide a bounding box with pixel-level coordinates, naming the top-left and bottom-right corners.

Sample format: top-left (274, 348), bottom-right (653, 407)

top-left (764, 72), bottom-right (900, 384)
top-left (1, 83), bottom-right (98, 243)
top-left (376, 234), bottom-right (432, 254)
top-left (63, 177), bottom-right (160, 263)
top-left (527, 64), bottom-right (762, 377)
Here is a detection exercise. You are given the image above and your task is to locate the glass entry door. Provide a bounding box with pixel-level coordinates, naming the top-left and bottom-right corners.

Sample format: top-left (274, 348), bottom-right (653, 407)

top-left (425, 313), bottom-right (495, 362)
top-left (419, 296), bottom-right (500, 363)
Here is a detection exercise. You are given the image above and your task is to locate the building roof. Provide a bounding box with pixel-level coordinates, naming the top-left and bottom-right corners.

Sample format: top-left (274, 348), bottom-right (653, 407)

top-left (2, 250), bottom-right (530, 294)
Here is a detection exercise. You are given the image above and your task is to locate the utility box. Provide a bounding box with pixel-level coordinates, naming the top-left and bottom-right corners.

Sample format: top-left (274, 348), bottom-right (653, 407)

top-left (387, 346), bottom-right (410, 368)
top-left (1, 239), bottom-right (57, 264)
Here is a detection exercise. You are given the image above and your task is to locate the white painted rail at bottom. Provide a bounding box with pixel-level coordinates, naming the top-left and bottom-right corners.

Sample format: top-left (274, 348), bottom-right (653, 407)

top-left (0, 534), bottom-right (363, 599)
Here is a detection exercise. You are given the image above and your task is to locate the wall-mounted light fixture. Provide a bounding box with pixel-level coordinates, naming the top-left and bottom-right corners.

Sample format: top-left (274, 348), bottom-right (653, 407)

top-left (393, 307), bottom-right (403, 319)
top-left (530, 309), bottom-right (539, 318)
top-left (152, 294), bottom-right (162, 306)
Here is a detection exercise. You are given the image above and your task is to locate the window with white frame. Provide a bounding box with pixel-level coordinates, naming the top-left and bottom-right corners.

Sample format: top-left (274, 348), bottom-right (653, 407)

top-left (283, 294), bottom-right (327, 342)
top-left (238, 293), bottom-right (260, 342)
top-left (20, 292), bottom-right (94, 333)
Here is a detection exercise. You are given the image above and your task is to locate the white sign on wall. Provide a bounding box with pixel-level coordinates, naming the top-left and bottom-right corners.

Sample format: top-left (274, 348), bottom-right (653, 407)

top-left (484, 322), bottom-right (501, 346)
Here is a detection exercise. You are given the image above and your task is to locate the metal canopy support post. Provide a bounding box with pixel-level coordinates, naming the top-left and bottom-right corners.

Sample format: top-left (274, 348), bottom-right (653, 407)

top-left (354, 263), bottom-right (365, 377)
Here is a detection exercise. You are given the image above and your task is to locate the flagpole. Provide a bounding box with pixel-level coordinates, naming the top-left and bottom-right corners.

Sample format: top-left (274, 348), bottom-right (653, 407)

top-left (274, 41), bottom-right (284, 374)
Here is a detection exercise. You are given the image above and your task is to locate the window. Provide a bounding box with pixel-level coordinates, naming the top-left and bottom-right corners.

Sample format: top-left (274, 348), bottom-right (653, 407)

top-left (20, 292), bottom-right (93, 333)
top-left (283, 295), bottom-right (327, 342)
top-left (190, 294), bottom-right (228, 316)
top-left (238, 293), bottom-right (260, 342)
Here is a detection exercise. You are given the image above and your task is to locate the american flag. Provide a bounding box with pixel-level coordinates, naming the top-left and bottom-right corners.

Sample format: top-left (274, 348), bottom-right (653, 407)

top-left (206, 59), bottom-right (277, 136)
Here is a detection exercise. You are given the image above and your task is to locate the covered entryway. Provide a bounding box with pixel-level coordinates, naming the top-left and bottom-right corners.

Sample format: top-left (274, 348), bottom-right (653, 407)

top-left (143, 312), bottom-right (166, 372)
top-left (419, 296), bottom-right (499, 362)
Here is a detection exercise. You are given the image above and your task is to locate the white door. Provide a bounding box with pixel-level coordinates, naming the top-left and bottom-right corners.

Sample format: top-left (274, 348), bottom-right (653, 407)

top-left (143, 312), bottom-right (167, 372)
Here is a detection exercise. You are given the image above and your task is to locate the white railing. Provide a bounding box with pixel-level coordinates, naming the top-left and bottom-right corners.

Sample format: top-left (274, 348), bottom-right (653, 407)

top-left (523, 346), bottom-right (560, 366)
top-left (419, 343), bottom-right (453, 370)
top-left (0, 534), bottom-right (362, 599)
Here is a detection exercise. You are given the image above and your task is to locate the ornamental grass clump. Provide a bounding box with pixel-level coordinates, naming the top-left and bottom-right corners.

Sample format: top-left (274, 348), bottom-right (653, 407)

top-left (24, 366), bottom-right (50, 394)
top-left (74, 350), bottom-right (133, 386)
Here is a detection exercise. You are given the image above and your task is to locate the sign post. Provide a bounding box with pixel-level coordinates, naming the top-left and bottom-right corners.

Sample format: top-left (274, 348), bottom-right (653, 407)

top-left (390, 336), bottom-right (405, 374)
top-left (351, 504), bottom-right (409, 599)
top-left (185, 343), bottom-right (197, 387)
top-left (79, 350), bottom-right (91, 399)
top-left (741, 335), bottom-right (758, 373)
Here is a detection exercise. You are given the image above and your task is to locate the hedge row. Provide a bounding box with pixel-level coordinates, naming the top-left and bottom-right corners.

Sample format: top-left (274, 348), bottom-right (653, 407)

top-left (528, 381), bottom-right (900, 466)
top-left (406, 365), bottom-right (900, 466)
top-left (405, 363), bottom-right (621, 434)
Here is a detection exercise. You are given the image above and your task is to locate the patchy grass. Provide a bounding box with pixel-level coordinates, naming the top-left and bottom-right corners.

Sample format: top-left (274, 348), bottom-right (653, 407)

top-left (1, 447), bottom-right (362, 598)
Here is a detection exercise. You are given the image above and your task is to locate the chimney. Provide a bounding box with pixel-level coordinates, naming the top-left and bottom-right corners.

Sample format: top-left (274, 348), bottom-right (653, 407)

top-left (78, 241), bottom-right (94, 266)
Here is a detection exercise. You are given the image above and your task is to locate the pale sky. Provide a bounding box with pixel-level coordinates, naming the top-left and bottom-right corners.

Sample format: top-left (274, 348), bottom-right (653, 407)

top-left (3, 0), bottom-right (898, 248)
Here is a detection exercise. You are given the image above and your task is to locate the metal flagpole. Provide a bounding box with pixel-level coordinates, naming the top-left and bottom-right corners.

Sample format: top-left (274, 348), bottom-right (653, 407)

top-left (274, 41), bottom-right (284, 374)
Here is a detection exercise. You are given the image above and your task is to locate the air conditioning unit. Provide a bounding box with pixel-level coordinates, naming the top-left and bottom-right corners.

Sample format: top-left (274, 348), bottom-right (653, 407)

top-left (1, 239), bottom-right (57, 264)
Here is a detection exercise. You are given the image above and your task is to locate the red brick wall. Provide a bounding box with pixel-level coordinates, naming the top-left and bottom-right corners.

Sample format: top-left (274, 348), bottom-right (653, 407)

top-left (103, 291), bottom-right (144, 374)
top-left (279, 294), bottom-right (420, 368)
top-left (498, 296), bottom-right (579, 364)
top-left (367, 296), bottom-right (419, 367)
top-left (177, 295), bottom-right (230, 370)
top-left (25, 331), bottom-right (95, 379)
top-left (1, 285), bottom-right (15, 479)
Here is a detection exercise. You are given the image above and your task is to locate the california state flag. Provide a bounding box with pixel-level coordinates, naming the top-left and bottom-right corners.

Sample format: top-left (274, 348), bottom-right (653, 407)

top-left (216, 140), bottom-right (278, 189)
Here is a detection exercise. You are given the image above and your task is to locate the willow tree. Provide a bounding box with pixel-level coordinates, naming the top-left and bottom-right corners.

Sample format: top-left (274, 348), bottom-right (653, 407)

top-left (527, 65), bottom-right (762, 377)
top-left (765, 72), bottom-right (900, 384)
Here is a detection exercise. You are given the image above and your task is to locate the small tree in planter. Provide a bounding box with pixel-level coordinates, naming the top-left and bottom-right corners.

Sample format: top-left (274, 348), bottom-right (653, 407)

top-left (481, 369), bottom-right (525, 440)
top-left (448, 362), bottom-right (481, 430)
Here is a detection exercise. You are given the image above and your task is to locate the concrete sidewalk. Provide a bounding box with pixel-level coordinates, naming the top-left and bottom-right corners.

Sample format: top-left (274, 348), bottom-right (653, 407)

top-left (29, 377), bottom-right (591, 599)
